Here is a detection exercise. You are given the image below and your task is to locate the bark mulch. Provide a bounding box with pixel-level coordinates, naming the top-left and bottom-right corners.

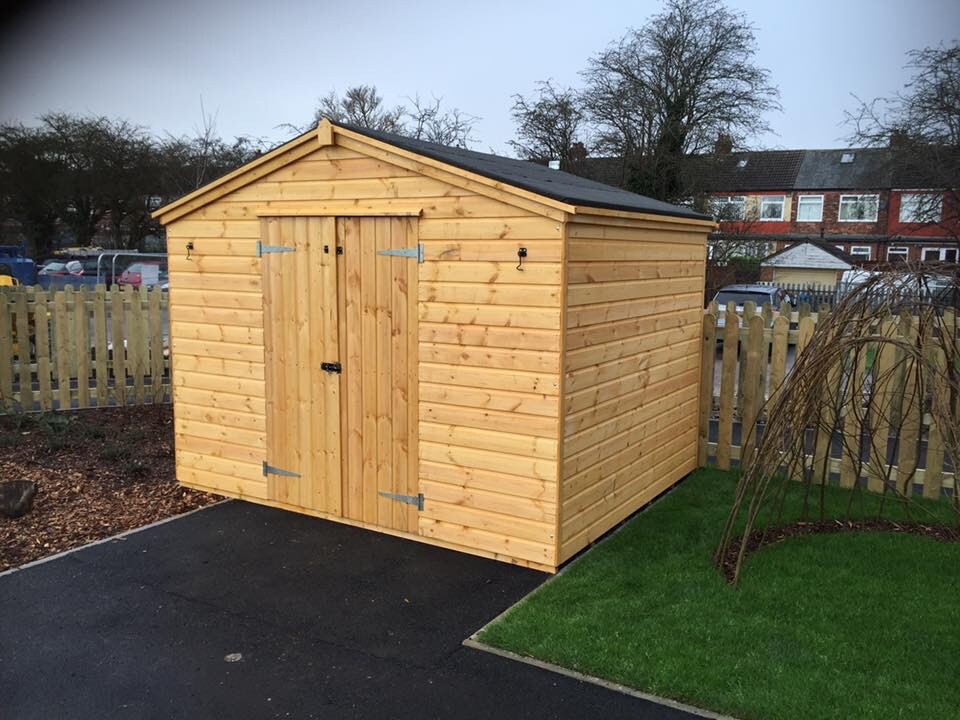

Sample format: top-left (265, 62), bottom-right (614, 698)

top-left (0, 405), bottom-right (216, 572)
top-left (719, 518), bottom-right (960, 583)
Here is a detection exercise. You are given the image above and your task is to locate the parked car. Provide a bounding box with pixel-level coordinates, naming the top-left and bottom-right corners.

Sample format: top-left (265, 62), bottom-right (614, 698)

top-left (117, 262), bottom-right (168, 288)
top-left (711, 284), bottom-right (792, 329)
top-left (38, 258), bottom-right (116, 289)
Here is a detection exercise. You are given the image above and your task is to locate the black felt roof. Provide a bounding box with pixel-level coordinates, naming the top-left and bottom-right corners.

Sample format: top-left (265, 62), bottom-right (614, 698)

top-left (335, 121), bottom-right (709, 221)
top-left (694, 150), bottom-right (806, 192)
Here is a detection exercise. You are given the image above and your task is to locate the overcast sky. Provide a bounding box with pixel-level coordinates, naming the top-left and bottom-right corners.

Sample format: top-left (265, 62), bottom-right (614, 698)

top-left (1, 0), bottom-right (957, 156)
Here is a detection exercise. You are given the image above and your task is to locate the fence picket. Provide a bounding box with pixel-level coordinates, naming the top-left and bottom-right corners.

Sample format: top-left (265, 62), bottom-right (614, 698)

top-left (75, 286), bottom-right (90, 408)
top-left (130, 286), bottom-right (146, 404)
top-left (14, 291), bottom-right (30, 408)
top-left (149, 288), bottom-right (164, 403)
top-left (94, 285), bottom-right (108, 405)
top-left (839, 347), bottom-right (867, 488)
top-left (111, 289), bottom-right (126, 406)
top-left (34, 290), bottom-right (52, 411)
top-left (54, 291), bottom-right (70, 410)
top-left (923, 346), bottom-right (947, 499)
top-left (740, 316), bottom-right (764, 470)
top-left (866, 319), bottom-right (897, 493)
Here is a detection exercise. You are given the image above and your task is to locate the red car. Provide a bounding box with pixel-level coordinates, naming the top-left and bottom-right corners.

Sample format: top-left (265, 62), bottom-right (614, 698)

top-left (117, 262), bottom-right (167, 288)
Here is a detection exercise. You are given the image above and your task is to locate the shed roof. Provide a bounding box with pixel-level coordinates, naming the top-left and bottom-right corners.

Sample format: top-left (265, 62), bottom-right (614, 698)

top-left (153, 120), bottom-right (712, 224)
top-left (336, 122), bottom-right (708, 221)
top-left (761, 239), bottom-right (856, 268)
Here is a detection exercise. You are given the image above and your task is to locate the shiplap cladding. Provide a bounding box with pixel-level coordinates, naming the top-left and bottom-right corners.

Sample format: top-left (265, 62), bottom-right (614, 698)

top-left (558, 217), bottom-right (707, 562)
top-left (165, 141), bottom-right (564, 570)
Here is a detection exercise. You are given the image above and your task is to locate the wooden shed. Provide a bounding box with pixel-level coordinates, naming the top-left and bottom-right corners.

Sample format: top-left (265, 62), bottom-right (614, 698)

top-left (153, 119), bottom-right (714, 572)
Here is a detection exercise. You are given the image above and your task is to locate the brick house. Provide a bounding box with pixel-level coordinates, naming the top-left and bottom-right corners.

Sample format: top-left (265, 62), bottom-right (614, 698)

top-left (703, 146), bottom-right (958, 267)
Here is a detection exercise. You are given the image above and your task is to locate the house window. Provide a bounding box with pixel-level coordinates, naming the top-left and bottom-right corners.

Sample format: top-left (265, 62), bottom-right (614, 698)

top-left (796, 195), bottom-right (824, 222)
top-left (921, 247), bottom-right (958, 262)
top-left (839, 194), bottom-right (879, 222)
top-left (899, 194), bottom-right (942, 223)
top-left (737, 159), bottom-right (748, 168)
top-left (849, 246), bottom-right (872, 260)
top-left (840, 152), bottom-right (856, 164)
top-left (759, 195), bottom-right (785, 221)
top-left (712, 196), bottom-right (746, 220)
top-left (887, 246), bottom-right (909, 262)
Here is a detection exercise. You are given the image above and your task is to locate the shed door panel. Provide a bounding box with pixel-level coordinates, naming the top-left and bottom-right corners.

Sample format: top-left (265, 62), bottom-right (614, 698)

top-left (262, 216), bottom-right (341, 515)
top-left (339, 216), bottom-right (419, 534)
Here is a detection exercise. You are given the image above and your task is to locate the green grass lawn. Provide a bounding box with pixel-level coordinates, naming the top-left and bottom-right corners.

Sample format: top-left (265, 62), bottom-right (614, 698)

top-left (478, 468), bottom-right (960, 720)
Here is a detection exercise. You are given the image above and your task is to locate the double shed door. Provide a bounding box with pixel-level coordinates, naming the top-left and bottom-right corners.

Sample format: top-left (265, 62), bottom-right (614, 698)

top-left (261, 215), bottom-right (419, 534)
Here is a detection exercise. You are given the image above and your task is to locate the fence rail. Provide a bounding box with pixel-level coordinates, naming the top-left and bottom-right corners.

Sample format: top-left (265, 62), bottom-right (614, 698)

top-left (0, 285), bottom-right (169, 412)
top-left (699, 300), bottom-right (956, 496)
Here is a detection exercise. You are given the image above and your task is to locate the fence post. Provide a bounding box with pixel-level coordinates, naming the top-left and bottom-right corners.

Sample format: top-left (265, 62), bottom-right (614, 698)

top-left (698, 312), bottom-right (716, 466)
top-left (717, 301), bottom-right (739, 470)
top-left (149, 287), bottom-right (164, 404)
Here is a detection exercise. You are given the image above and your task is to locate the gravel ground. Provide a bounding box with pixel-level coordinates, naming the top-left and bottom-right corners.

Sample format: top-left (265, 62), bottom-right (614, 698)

top-left (0, 405), bottom-right (216, 572)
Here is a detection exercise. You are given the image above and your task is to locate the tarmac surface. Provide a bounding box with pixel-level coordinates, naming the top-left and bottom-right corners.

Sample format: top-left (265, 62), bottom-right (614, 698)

top-left (1, 500), bottom-right (701, 719)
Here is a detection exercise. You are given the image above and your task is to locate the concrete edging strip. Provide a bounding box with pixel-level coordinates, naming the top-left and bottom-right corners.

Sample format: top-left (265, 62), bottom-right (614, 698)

top-left (462, 637), bottom-right (739, 720)
top-left (0, 500), bottom-right (228, 579)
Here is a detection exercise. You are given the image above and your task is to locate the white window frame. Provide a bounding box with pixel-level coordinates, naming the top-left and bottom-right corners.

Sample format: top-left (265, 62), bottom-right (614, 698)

top-left (759, 195), bottom-right (785, 222)
top-left (887, 246), bottom-right (909, 262)
top-left (921, 247), bottom-right (958, 262)
top-left (838, 194), bottom-right (880, 223)
top-left (899, 193), bottom-right (943, 224)
top-left (712, 195), bottom-right (746, 221)
top-left (849, 246), bottom-right (872, 260)
top-left (835, 245), bottom-right (846, 253)
top-left (796, 194), bottom-right (824, 222)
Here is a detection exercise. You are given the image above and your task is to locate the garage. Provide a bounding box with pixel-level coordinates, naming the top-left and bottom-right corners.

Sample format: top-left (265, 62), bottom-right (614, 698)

top-left (153, 118), bottom-right (713, 572)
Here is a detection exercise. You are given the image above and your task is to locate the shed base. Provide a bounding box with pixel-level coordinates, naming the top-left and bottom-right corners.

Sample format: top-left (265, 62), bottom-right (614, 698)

top-left (180, 481), bottom-right (558, 574)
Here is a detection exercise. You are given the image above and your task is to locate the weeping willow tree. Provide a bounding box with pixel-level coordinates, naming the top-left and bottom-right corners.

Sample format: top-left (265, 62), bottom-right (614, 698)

top-left (716, 267), bottom-right (960, 584)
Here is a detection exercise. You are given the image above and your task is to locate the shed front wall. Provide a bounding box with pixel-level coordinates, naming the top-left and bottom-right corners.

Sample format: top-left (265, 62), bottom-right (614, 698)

top-left (165, 142), bottom-right (564, 569)
top-left (558, 216), bottom-right (707, 562)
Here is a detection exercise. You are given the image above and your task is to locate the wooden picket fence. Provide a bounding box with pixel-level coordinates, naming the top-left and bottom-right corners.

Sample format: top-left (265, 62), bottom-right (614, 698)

top-left (0, 285), bottom-right (169, 413)
top-left (698, 300), bottom-right (956, 497)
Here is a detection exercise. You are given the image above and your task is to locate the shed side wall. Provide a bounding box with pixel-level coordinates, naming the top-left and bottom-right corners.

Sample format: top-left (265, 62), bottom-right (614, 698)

top-left (558, 219), bottom-right (708, 562)
top-left (165, 142), bottom-right (563, 568)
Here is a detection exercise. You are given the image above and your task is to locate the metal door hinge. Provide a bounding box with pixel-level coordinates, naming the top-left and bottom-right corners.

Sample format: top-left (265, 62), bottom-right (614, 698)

top-left (256, 241), bottom-right (296, 257)
top-left (377, 244), bottom-right (424, 263)
top-left (320, 362), bottom-right (342, 374)
top-left (263, 461), bottom-right (300, 478)
top-left (378, 491), bottom-right (424, 511)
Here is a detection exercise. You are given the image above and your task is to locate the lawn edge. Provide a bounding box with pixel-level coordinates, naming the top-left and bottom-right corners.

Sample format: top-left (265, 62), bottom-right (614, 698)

top-left (462, 637), bottom-right (739, 720)
top-left (461, 472), bottom-right (740, 720)
top-left (0, 499), bottom-right (229, 578)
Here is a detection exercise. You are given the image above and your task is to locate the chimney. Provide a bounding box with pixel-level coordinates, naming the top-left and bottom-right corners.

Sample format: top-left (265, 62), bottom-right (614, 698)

top-left (889, 129), bottom-right (909, 148)
top-left (714, 133), bottom-right (733, 154)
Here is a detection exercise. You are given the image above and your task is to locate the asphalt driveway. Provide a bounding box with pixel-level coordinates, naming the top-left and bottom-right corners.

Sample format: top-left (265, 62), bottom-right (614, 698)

top-left (1, 501), bottom-right (699, 719)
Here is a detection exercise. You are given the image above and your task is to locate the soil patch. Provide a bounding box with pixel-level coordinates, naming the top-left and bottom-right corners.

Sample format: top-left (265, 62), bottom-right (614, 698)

top-left (0, 405), bottom-right (216, 572)
top-left (719, 518), bottom-right (960, 583)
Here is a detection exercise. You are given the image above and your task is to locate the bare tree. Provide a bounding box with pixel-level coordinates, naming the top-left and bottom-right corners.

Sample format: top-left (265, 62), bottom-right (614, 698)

top-left (846, 43), bottom-right (960, 244)
top-left (509, 81), bottom-right (589, 173)
top-left (406, 95), bottom-right (477, 148)
top-left (581, 0), bottom-right (780, 201)
top-left (312, 85), bottom-right (405, 133)
top-left (310, 85), bottom-right (479, 148)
